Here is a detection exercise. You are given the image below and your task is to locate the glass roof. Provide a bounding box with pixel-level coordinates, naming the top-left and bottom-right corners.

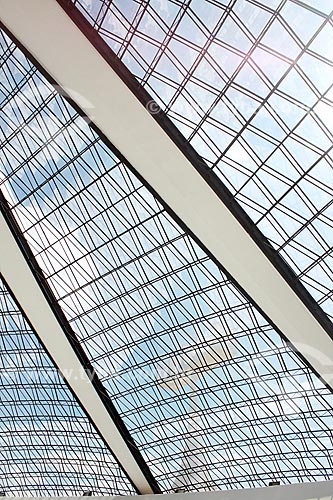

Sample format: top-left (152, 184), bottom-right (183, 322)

top-left (72, 0), bottom-right (333, 321)
top-left (0, 277), bottom-right (135, 496)
top-left (1, 25), bottom-right (333, 492)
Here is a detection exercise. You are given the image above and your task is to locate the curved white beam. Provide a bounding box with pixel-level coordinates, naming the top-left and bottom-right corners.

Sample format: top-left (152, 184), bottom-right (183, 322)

top-left (108, 480), bottom-right (333, 500)
top-left (0, 210), bottom-right (155, 494)
top-left (0, 0), bottom-right (332, 393)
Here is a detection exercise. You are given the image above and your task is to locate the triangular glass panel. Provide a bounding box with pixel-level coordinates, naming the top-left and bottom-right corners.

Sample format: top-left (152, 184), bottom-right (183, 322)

top-left (0, 278), bottom-right (135, 496)
top-left (52, 0), bottom-right (333, 326)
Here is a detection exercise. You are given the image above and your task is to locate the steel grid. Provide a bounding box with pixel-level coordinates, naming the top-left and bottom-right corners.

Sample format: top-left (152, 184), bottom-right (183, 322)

top-left (0, 276), bottom-right (136, 496)
top-left (71, 0), bottom-right (333, 320)
top-left (1, 22), bottom-right (333, 492)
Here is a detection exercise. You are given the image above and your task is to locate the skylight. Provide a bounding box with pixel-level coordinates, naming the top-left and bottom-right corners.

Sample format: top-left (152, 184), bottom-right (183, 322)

top-left (1, 24), bottom-right (332, 492)
top-left (72, 0), bottom-right (333, 320)
top-left (0, 277), bottom-right (135, 496)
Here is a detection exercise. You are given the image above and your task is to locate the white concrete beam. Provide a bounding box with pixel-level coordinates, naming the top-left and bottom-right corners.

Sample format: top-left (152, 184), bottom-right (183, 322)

top-left (0, 0), bottom-right (332, 392)
top-left (8, 480), bottom-right (333, 500)
top-left (144, 479), bottom-right (333, 499)
top-left (142, 480), bottom-right (333, 500)
top-left (0, 210), bottom-right (155, 494)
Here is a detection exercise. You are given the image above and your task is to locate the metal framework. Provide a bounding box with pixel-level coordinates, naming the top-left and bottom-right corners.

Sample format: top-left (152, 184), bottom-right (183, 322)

top-left (0, 198), bottom-right (159, 495)
top-left (0, 17), bottom-right (333, 494)
top-left (71, 0), bottom-right (333, 323)
top-left (0, 0), bottom-right (332, 394)
top-left (0, 275), bottom-right (136, 496)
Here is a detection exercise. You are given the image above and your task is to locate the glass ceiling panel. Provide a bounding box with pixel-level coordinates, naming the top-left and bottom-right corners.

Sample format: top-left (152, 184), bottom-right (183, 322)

top-left (0, 277), bottom-right (135, 496)
top-left (1, 25), bottom-right (333, 492)
top-left (71, 0), bottom-right (333, 321)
